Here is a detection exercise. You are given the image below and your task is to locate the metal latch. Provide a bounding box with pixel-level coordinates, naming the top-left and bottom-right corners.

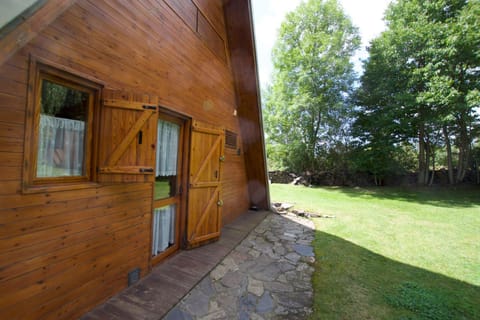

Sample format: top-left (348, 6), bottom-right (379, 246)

top-left (142, 105), bottom-right (157, 110)
top-left (139, 168), bottom-right (154, 173)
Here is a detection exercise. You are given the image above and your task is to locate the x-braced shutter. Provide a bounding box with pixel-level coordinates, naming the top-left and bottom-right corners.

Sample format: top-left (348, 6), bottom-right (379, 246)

top-left (97, 90), bottom-right (158, 183)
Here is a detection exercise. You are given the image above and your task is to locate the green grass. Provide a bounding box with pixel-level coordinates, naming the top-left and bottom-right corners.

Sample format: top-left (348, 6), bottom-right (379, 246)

top-left (154, 180), bottom-right (170, 200)
top-left (269, 184), bottom-right (480, 320)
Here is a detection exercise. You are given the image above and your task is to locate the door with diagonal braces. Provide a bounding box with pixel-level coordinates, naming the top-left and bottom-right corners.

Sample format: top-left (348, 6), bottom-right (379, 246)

top-left (186, 120), bottom-right (224, 248)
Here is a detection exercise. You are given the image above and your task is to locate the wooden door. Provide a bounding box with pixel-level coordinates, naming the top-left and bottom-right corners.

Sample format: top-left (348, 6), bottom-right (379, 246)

top-left (97, 90), bottom-right (158, 183)
top-left (187, 120), bottom-right (225, 247)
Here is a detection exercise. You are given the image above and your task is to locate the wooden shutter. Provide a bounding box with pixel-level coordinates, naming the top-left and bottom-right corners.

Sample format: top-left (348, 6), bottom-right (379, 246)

top-left (186, 120), bottom-right (225, 247)
top-left (97, 90), bottom-right (158, 183)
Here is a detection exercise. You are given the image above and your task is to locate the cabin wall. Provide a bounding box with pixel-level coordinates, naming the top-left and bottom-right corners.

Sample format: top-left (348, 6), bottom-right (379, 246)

top-left (0, 0), bottom-right (250, 319)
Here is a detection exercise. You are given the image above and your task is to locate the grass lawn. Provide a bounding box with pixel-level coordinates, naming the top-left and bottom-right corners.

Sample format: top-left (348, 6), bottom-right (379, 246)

top-left (270, 184), bottom-right (480, 320)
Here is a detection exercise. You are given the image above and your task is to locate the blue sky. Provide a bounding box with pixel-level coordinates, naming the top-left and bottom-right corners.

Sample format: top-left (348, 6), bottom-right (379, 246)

top-left (251, 0), bottom-right (392, 89)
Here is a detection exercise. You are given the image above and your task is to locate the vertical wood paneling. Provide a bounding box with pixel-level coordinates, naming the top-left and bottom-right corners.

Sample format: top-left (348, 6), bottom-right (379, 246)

top-left (97, 90), bottom-right (158, 183)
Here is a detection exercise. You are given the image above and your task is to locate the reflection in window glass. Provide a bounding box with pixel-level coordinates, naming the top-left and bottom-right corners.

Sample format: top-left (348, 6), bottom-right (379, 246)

top-left (36, 80), bottom-right (89, 177)
top-left (154, 120), bottom-right (180, 199)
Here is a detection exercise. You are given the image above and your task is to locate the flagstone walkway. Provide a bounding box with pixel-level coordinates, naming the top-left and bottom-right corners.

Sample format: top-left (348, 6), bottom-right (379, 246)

top-left (81, 211), bottom-right (315, 320)
top-left (163, 213), bottom-right (315, 320)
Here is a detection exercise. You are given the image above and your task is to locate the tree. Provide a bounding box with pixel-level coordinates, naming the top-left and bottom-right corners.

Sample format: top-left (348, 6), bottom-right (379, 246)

top-left (263, 0), bottom-right (360, 173)
top-left (355, 0), bottom-right (480, 185)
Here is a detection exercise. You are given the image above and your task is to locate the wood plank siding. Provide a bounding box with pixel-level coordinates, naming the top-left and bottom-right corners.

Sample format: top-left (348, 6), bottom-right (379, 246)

top-left (0, 0), bottom-right (266, 319)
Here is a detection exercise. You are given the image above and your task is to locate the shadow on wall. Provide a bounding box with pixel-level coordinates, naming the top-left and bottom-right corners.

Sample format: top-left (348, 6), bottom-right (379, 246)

top-left (312, 230), bottom-right (480, 319)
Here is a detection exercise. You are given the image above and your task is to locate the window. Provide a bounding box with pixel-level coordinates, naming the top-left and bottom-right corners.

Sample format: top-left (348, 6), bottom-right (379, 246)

top-left (152, 204), bottom-right (176, 256)
top-left (23, 58), bottom-right (102, 191)
top-left (154, 119), bottom-right (180, 200)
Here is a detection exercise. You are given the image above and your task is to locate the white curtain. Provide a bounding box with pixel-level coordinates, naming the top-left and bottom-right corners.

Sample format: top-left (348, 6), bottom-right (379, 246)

top-left (152, 204), bottom-right (176, 256)
top-left (37, 114), bottom-right (85, 177)
top-left (156, 120), bottom-right (180, 176)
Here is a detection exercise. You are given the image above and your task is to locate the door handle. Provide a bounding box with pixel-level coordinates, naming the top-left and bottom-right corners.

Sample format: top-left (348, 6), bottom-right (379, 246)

top-left (217, 200), bottom-right (224, 207)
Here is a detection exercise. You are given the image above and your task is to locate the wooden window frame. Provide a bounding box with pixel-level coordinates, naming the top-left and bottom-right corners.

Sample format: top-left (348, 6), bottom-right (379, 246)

top-left (23, 56), bottom-right (102, 193)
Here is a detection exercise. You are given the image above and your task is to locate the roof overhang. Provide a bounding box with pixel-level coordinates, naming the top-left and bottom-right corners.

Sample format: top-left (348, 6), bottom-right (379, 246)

top-left (0, 0), bottom-right (77, 67)
top-left (224, 0), bottom-right (271, 209)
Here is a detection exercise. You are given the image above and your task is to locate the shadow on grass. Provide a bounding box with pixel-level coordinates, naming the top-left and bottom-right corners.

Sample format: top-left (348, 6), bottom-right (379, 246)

top-left (312, 230), bottom-right (480, 320)
top-left (331, 185), bottom-right (480, 208)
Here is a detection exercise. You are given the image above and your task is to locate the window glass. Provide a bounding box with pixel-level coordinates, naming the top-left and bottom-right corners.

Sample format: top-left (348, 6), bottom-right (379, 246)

top-left (154, 119), bottom-right (180, 199)
top-left (152, 204), bottom-right (176, 256)
top-left (36, 79), bottom-right (89, 177)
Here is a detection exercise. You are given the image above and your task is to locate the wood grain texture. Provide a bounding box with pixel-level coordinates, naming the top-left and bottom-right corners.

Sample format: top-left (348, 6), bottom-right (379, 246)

top-left (0, 0), bottom-right (77, 66)
top-left (164, 0), bottom-right (197, 31)
top-left (224, 0), bottom-right (270, 210)
top-left (197, 11), bottom-right (226, 63)
top-left (194, 0), bottom-right (227, 41)
top-left (187, 121), bottom-right (224, 247)
top-left (98, 90), bottom-right (158, 183)
top-left (0, 0), bottom-right (266, 318)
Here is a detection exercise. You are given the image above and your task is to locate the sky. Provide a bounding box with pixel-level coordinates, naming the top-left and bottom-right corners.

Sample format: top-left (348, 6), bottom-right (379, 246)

top-left (251, 0), bottom-right (392, 89)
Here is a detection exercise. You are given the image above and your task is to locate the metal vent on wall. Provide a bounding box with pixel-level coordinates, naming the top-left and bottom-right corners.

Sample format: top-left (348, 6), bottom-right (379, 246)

top-left (128, 268), bottom-right (141, 286)
top-left (225, 130), bottom-right (237, 149)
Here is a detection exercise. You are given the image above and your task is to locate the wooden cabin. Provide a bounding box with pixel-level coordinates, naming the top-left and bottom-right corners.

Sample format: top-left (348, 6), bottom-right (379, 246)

top-left (0, 0), bottom-right (269, 318)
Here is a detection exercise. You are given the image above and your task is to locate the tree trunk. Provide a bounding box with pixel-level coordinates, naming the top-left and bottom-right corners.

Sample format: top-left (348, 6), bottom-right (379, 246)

top-left (475, 160), bottom-right (480, 184)
top-left (443, 124), bottom-right (455, 184)
top-left (417, 126), bottom-right (428, 185)
top-left (456, 149), bottom-right (464, 183)
top-left (455, 112), bottom-right (472, 183)
top-left (425, 137), bottom-right (431, 185)
top-left (456, 140), bottom-right (470, 184)
top-left (456, 145), bottom-right (470, 183)
top-left (429, 149), bottom-right (435, 186)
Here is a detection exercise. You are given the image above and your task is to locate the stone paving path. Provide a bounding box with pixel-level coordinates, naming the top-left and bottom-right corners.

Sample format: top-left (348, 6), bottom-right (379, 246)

top-left (164, 213), bottom-right (316, 320)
